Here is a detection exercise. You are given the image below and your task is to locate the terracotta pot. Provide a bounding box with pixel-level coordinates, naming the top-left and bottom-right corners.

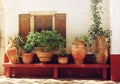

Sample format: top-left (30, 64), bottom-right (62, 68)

top-left (5, 45), bottom-right (19, 64)
top-left (22, 53), bottom-right (34, 64)
top-left (5, 39), bottom-right (23, 64)
top-left (71, 38), bottom-right (87, 64)
top-left (91, 40), bottom-right (98, 54)
top-left (37, 51), bottom-right (53, 63)
top-left (96, 36), bottom-right (108, 64)
top-left (58, 56), bottom-right (68, 64)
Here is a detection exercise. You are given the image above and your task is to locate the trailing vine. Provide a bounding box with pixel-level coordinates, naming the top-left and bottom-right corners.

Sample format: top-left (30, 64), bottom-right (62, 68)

top-left (88, 0), bottom-right (111, 54)
top-left (88, 0), bottom-right (104, 40)
top-left (88, 0), bottom-right (111, 59)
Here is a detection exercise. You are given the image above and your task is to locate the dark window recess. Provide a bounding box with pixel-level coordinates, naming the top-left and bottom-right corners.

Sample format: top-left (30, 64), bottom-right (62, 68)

top-left (34, 15), bottom-right (52, 32)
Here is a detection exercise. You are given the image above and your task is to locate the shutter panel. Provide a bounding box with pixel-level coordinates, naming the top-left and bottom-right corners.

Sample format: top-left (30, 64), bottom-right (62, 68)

top-left (19, 14), bottom-right (30, 42)
top-left (55, 13), bottom-right (66, 38)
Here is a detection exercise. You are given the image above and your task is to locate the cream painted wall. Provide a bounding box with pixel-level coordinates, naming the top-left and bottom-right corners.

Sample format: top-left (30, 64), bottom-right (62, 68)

top-left (110, 0), bottom-right (120, 54)
top-left (0, 0), bottom-right (110, 74)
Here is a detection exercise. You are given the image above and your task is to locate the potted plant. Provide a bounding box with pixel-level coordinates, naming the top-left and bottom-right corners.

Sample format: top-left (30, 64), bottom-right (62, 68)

top-left (22, 32), bottom-right (35, 64)
top-left (57, 49), bottom-right (68, 64)
top-left (5, 35), bottom-right (24, 64)
top-left (35, 30), bottom-right (66, 63)
top-left (88, 0), bottom-right (111, 64)
top-left (22, 43), bottom-right (35, 64)
top-left (71, 37), bottom-right (87, 64)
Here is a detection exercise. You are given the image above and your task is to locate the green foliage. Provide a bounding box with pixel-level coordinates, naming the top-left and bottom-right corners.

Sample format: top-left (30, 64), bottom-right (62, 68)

top-left (88, 0), bottom-right (111, 55)
top-left (23, 32), bottom-right (35, 53)
top-left (89, 0), bottom-right (103, 40)
top-left (35, 30), bottom-right (66, 52)
top-left (57, 49), bottom-right (67, 57)
top-left (89, 0), bottom-right (111, 41)
top-left (8, 35), bottom-right (24, 50)
top-left (23, 43), bottom-right (34, 53)
top-left (26, 32), bottom-right (36, 45)
top-left (80, 35), bottom-right (91, 48)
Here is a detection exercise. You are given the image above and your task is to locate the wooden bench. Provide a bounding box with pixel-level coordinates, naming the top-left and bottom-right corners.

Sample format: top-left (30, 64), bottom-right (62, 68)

top-left (3, 63), bottom-right (110, 80)
top-left (3, 54), bottom-right (110, 80)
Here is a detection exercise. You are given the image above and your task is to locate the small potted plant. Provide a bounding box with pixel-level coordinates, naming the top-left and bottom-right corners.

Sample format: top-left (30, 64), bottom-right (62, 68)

top-left (22, 43), bottom-right (34, 64)
top-left (35, 30), bottom-right (66, 63)
top-left (22, 32), bottom-right (35, 64)
top-left (57, 49), bottom-right (68, 64)
top-left (5, 35), bottom-right (24, 64)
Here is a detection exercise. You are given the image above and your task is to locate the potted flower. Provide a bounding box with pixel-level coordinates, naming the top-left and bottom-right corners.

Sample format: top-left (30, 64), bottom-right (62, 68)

top-left (57, 49), bottom-right (68, 64)
top-left (22, 32), bottom-right (35, 64)
top-left (35, 30), bottom-right (66, 63)
top-left (5, 35), bottom-right (24, 64)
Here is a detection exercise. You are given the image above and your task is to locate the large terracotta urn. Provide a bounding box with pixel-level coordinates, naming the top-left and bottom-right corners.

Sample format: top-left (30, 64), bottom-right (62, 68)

top-left (96, 36), bottom-right (109, 64)
top-left (71, 38), bottom-right (87, 64)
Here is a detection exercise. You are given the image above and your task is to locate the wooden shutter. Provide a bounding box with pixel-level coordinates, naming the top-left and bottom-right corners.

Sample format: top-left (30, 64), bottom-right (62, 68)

top-left (19, 14), bottom-right (30, 42)
top-left (55, 13), bottom-right (66, 38)
top-left (34, 15), bottom-right (52, 32)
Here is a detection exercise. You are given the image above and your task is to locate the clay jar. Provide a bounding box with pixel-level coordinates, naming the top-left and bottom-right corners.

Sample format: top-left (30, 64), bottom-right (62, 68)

top-left (5, 40), bottom-right (19, 64)
top-left (71, 38), bottom-right (87, 64)
top-left (96, 36), bottom-right (108, 64)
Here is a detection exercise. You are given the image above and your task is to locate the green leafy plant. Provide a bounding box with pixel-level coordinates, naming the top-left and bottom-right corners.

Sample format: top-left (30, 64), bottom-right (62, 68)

top-left (26, 32), bottom-right (36, 45)
top-left (88, 0), bottom-right (111, 50)
top-left (23, 43), bottom-right (34, 53)
top-left (8, 35), bottom-right (24, 50)
top-left (79, 35), bottom-right (92, 53)
top-left (80, 35), bottom-right (91, 48)
top-left (35, 30), bottom-right (66, 52)
top-left (88, 0), bottom-right (111, 41)
top-left (57, 49), bottom-right (67, 57)
top-left (88, 0), bottom-right (111, 60)
top-left (23, 32), bottom-right (35, 53)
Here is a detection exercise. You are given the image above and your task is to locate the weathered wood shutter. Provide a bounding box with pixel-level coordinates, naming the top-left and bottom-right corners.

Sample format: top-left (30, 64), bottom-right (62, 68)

top-left (19, 14), bottom-right (30, 42)
top-left (55, 13), bottom-right (66, 38)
